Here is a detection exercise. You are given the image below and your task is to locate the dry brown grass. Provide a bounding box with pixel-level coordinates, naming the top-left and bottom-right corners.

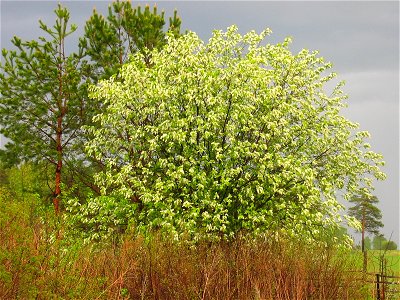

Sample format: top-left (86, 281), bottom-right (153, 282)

top-left (0, 192), bottom-right (366, 299)
top-left (107, 236), bottom-right (365, 300)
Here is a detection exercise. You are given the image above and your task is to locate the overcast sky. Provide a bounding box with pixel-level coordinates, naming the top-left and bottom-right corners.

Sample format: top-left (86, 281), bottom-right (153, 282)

top-left (1, 1), bottom-right (399, 244)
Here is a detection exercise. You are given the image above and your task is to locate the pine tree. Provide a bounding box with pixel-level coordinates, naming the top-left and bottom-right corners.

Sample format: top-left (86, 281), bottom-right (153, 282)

top-left (348, 189), bottom-right (383, 271)
top-left (0, 2), bottom-right (182, 212)
top-left (349, 190), bottom-right (384, 249)
top-left (80, 1), bottom-right (181, 80)
top-left (0, 4), bottom-right (87, 213)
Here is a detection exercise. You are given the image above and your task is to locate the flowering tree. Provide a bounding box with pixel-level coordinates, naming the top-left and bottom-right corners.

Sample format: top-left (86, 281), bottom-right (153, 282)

top-left (86, 26), bottom-right (385, 241)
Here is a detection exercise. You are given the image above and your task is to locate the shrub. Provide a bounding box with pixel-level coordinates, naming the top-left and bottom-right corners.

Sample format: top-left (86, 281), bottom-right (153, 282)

top-left (64, 194), bottom-right (136, 244)
top-left (86, 25), bottom-right (384, 241)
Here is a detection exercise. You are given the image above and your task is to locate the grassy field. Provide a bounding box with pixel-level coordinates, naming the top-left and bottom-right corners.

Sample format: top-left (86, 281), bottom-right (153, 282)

top-left (348, 250), bottom-right (400, 276)
top-left (346, 250), bottom-right (400, 300)
top-left (367, 250), bottom-right (400, 276)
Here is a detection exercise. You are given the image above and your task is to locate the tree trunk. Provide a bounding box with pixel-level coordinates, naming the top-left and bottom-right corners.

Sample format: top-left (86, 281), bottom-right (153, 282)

top-left (362, 209), bottom-right (367, 273)
top-left (54, 31), bottom-right (65, 215)
top-left (53, 115), bottom-right (63, 214)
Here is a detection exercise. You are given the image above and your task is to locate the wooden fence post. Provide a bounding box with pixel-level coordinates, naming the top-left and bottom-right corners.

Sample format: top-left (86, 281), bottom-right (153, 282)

top-left (376, 273), bottom-right (381, 300)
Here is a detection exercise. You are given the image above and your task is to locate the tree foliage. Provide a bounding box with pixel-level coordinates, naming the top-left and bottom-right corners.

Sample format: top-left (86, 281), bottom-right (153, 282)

top-left (373, 235), bottom-right (386, 250)
top-left (348, 190), bottom-right (383, 236)
top-left (0, 4), bottom-right (86, 212)
top-left (0, 1), bottom-right (182, 211)
top-left (372, 234), bottom-right (397, 250)
top-left (64, 193), bottom-right (135, 243)
top-left (384, 240), bottom-right (397, 250)
top-left (74, 1), bottom-right (182, 196)
top-left (364, 236), bottom-right (372, 250)
top-left (86, 26), bottom-right (385, 241)
top-left (80, 1), bottom-right (181, 81)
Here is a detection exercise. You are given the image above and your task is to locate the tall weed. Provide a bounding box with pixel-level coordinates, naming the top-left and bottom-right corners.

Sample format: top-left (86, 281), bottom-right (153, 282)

top-left (0, 180), bottom-right (366, 299)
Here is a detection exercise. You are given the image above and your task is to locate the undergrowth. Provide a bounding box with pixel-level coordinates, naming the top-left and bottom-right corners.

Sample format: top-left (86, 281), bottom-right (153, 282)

top-left (0, 184), bottom-right (367, 299)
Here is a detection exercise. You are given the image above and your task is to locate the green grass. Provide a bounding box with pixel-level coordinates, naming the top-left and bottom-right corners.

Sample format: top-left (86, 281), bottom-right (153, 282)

top-left (346, 250), bottom-right (400, 300)
top-left (367, 250), bottom-right (400, 276)
top-left (347, 250), bottom-right (400, 276)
